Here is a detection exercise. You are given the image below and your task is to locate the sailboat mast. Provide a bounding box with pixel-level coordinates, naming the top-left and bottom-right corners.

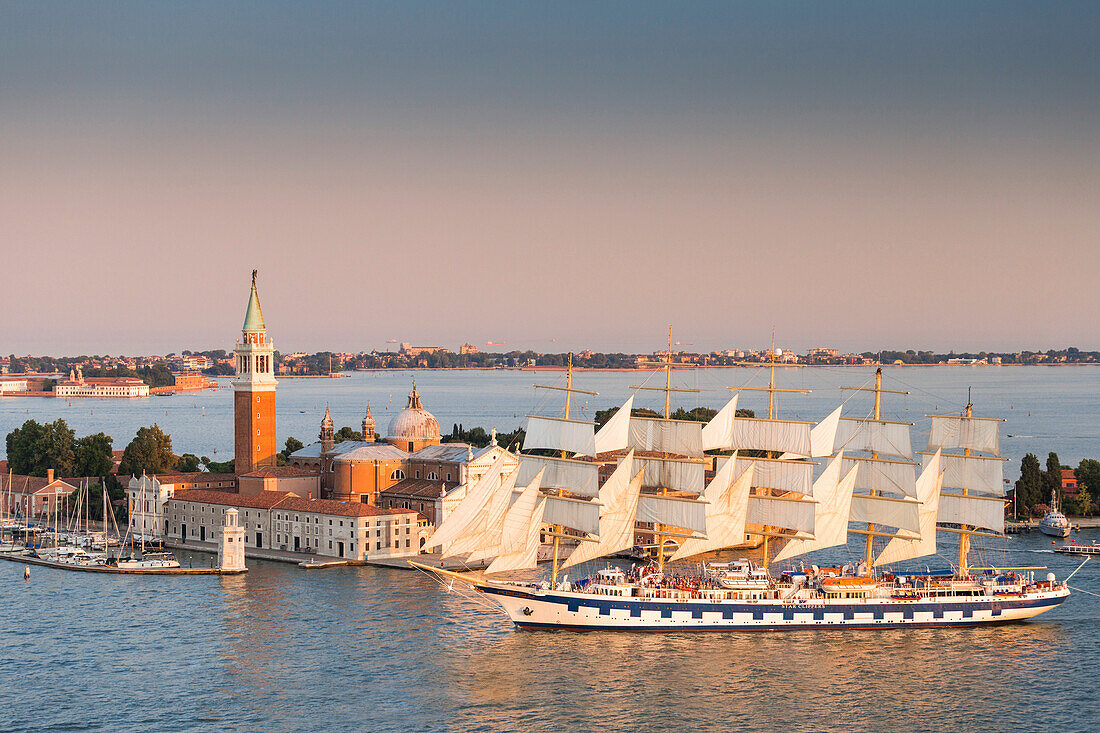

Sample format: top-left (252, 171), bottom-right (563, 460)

top-left (655, 328), bottom-right (674, 573)
top-left (864, 367), bottom-right (883, 570)
top-left (957, 401), bottom-right (973, 576)
top-left (549, 353), bottom-right (574, 587)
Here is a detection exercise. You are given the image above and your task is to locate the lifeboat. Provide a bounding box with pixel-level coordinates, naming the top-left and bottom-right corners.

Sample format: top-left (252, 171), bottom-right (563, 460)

top-left (821, 576), bottom-right (876, 590)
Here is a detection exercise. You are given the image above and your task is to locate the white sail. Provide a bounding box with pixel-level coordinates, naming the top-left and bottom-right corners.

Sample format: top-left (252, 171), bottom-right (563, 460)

top-left (543, 494), bottom-right (601, 536)
top-left (780, 405), bottom-right (843, 460)
top-left (842, 457), bottom-right (917, 498)
top-left (466, 469), bottom-right (544, 564)
top-left (922, 452), bottom-right (1005, 496)
top-left (927, 416), bottom-right (1000, 456)
top-left (628, 417), bottom-right (703, 458)
top-left (849, 494), bottom-right (920, 534)
top-left (562, 454), bottom-right (643, 569)
top-left (875, 450), bottom-right (944, 566)
top-left (485, 499), bottom-right (546, 575)
top-left (635, 456), bottom-right (706, 494)
top-left (637, 494), bottom-right (707, 534)
top-left (515, 455), bottom-right (599, 498)
top-left (426, 456), bottom-right (508, 553)
top-left (937, 493), bottom-right (1005, 534)
top-left (834, 418), bottom-right (913, 458)
top-left (589, 395), bottom-right (634, 456)
top-left (701, 395), bottom-right (738, 450)
top-left (669, 455), bottom-right (753, 561)
top-left (747, 495), bottom-right (815, 534)
top-left (523, 416), bottom-right (595, 456)
top-left (721, 456), bottom-right (814, 497)
top-left (773, 454), bottom-right (857, 562)
top-left (730, 418), bottom-right (811, 457)
top-left (444, 469), bottom-right (520, 559)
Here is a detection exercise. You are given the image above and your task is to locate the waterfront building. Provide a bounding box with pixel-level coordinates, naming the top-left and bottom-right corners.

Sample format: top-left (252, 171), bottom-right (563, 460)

top-left (399, 343), bottom-right (447, 357)
top-left (164, 490), bottom-right (426, 560)
top-left (459, 343), bottom-right (479, 355)
top-left (54, 369), bottom-right (150, 398)
top-left (126, 472), bottom-right (239, 538)
top-left (233, 270), bottom-right (277, 474)
top-left (0, 378), bottom-right (29, 394)
top-left (1, 470), bottom-right (81, 518)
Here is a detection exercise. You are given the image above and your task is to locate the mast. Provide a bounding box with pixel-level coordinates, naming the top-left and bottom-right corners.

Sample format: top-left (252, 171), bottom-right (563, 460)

top-left (920, 399), bottom-right (1007, 576)
top-left (839, 367), bottom-right (912, 573)
top-left (727, 329), bottom-right (811, 567)
top-left (628, 327), bottom-right (701, 573)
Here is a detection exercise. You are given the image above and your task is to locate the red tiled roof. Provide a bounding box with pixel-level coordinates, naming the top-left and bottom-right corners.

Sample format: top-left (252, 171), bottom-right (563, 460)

top-left (0, 474), bottom-right (82, 495)
top-left (380, 478), bottom-right (448, 499)
top-left (239, 466), bottom-right (319, 479)
top-left (171, 489), bottom-right (291, 509)
top-left (277, 495), bottom-right (411, 517)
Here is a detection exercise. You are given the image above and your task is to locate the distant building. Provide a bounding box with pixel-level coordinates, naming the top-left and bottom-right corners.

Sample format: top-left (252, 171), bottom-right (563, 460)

top-left (400, 343), bottom-right (447, 357)
top-left (169, 355), bottom-right (211, 371)
top-left (170, 372), bottom-right (216, 391)
top-left (54, 369), bottom-right (149, 398)
top-left (1062, 469), bottom-right (1079, 499)
top-left (1, 470), bottom-right (80, 518)
top-left (459, 343), bottom-right (479, 355)
top-left (0, 378), bottom-right (29, 394)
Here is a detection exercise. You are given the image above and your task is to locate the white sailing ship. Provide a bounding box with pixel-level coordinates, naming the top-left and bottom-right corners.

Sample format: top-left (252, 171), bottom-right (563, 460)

top-left (415, 363), bottom-right (1071, 631)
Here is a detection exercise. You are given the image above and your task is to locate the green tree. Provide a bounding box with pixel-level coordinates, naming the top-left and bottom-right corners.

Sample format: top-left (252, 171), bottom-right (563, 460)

top-left (1074, 459), bottom-right (1100, 499)
top-left (1015, 453), bottom-right (1044, 516)
top-left (6, 419), bottom-right (77, 477)
top-left (175, 453), bottom-right (201, 472)
top-left (74, 432), bottom-right (114, 477)
top-left (6, 420), bottom-right (46, 475)
top-left (334, 426), bottom-right (363, 443)
top-left (1044, 451), bottom-right (1063, 506)
top-left (118, 424), bottom-right (175, 477)
top-left (280, 437), bottom-right (304, 461)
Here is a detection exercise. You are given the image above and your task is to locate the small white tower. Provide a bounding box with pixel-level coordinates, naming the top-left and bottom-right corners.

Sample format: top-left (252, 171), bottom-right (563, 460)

top-left (219, 508), bottom-right (247, 573)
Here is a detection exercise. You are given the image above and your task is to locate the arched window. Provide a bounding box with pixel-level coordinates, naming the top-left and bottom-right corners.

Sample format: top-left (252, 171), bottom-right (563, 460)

top-left (390, 469), bottom-right (406, 481)
top-left (426, 471), bottom-right (438, 481)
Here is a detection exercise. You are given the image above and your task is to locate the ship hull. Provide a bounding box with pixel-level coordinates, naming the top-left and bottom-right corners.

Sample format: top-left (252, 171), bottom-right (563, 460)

top-left (481, 584), bottom-right (1069, 631)
top-left (1039, 524), bottom-right (1071, 539)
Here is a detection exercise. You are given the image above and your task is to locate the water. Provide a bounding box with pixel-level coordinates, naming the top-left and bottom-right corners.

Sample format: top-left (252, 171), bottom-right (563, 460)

top-left (2, 366), bottom-right (1100, 731)
top-left (0, 534), bottom-right (1098, 732)
top-left (3, 366), bottom-right (1100, 478)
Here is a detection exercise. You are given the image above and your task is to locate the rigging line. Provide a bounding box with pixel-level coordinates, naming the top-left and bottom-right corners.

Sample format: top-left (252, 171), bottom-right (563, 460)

top-left (1068, 585), bottom-right (1100, 598)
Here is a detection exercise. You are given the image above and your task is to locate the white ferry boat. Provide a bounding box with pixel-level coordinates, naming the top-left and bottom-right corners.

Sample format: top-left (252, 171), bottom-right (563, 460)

top-left (1054, 540), bottom-right (1100, 556)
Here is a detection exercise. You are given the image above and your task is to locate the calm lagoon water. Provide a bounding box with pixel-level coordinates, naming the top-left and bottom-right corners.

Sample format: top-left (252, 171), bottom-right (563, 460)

top-left (1, 366), bottom-right (1099, 731)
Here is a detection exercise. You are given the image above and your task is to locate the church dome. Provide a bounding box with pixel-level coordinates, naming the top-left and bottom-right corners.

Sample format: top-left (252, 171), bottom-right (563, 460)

top-left (388, 384), bottom-right (441, 441)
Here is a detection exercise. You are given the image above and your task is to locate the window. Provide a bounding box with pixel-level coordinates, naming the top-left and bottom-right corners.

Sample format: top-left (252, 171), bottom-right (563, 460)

top-left (390, 469), bottom-right (405, 481)
top-left (415, 470), bottom-right (420, 479)
top-left (427, 472), bottom-right (438, 481)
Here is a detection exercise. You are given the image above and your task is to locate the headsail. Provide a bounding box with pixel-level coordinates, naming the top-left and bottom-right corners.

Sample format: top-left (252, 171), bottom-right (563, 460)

top-left (484, 499), bottom-right (547, 575)
top-left (590, 395), bottom-right (633, 456)
top-left (466, 469), bottom-right (544, 564)
top-left (562, 453), bottom-right (643, 569)
top-left (426, 456), bottom-right (509, 554)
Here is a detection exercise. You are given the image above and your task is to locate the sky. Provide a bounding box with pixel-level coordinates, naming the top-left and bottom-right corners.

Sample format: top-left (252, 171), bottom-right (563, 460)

top-left (2, 2), bottom-right (1098, 356)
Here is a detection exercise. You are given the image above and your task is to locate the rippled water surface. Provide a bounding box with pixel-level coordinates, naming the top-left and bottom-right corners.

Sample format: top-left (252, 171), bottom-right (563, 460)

top-left (1, 532), bottom-right (1098, 733)
top-left (2, 367), bottom-right (1100, 731)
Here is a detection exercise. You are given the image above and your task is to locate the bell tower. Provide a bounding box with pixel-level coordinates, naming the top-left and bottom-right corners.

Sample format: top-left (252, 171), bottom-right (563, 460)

top-left (233, 270), bottom-right (277, 474)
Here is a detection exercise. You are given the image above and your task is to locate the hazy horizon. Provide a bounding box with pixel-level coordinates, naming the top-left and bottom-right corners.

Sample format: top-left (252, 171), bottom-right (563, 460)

top-left (3, 3), bottom-right (1098, 355)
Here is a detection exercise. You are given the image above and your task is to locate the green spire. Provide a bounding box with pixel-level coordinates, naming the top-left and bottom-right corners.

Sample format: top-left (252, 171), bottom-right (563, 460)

top-left (243, 269), bottom-right (266, 332)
